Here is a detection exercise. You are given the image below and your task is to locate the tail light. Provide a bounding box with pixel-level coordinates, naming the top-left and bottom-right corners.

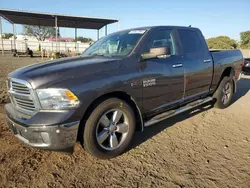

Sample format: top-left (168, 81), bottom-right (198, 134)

top-left (246, 60), bottom-right (250, 67)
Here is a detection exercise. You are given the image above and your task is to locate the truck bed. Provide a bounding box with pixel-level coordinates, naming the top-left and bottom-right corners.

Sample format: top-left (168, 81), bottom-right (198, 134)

top-left (210, 49), bottom-right (243, 91)
top-left (209, 49), bottom-right (235, 52)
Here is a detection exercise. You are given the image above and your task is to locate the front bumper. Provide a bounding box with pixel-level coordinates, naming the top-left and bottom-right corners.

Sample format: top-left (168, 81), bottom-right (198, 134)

top-left (5, 103), bottom-right (80, 152)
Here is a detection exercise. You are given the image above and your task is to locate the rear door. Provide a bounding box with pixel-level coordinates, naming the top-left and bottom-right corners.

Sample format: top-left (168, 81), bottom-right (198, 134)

top-left (178, 29), bottom-right (213, 101)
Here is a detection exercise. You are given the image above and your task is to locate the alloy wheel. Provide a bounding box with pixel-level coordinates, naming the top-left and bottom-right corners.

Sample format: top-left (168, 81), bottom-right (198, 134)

top-left (96, 109), bottom-right (129, 150)
top-left (222, 82), bottom-right (232, 104)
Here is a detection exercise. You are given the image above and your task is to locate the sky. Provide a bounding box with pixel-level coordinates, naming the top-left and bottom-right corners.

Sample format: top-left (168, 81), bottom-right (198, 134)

top-left (1, 0), bottom-right (249, 41)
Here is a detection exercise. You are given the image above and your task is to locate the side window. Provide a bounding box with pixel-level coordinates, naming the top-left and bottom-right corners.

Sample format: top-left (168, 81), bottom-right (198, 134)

top-left (146, 30), bottom-right (175, 55)
top-left (178, 30), bottom-right (204, 53)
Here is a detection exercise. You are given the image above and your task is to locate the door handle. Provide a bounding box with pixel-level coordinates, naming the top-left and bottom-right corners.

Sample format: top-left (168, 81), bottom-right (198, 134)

top-left (173, 64), bottom-right (183, 68)
top-left (204, 59), bottom-right (212, 63)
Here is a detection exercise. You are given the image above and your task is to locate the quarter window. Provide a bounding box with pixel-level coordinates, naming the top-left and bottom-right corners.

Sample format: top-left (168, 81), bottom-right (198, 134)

top-left (178, 30), bottom-right (204, 53)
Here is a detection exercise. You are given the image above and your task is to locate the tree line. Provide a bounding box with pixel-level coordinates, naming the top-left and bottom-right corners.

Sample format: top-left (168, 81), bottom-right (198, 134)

top-left (206, 30), bottom-right (250, 49)
top-left (1, 26), bottom-right (93, 43)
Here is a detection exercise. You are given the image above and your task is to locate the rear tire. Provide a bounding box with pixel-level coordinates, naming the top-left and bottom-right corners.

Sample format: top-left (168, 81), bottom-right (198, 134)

top-left (213, 76), bottom-right (234, 109)
top-left (83, 98), bottom-right (136, 159)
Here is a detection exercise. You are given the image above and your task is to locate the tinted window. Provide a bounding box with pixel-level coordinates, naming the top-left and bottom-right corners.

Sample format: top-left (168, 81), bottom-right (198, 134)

top-left (178, 30), bottom-right (204, 53)
top-left (146, 30), bottom-right (175, 55)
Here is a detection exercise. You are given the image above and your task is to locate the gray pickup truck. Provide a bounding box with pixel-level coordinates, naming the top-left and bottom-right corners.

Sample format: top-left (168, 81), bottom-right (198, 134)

top-left (5, 26), bottom-right (243, 159)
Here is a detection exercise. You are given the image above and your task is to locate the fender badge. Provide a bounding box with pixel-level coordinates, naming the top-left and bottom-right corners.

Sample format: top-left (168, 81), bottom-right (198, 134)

top-left (131, 81), bottom-right (142, 87)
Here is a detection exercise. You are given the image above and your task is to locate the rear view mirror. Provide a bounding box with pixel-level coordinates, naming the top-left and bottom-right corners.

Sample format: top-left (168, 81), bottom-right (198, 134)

top-left (141, 46), bottom-right (171, 61)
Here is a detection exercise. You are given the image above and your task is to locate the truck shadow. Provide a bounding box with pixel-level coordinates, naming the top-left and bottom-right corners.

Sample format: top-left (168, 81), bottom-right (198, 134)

top-left (130, 76), bottom-right (250, 151)
top-left (130, 104), bottom-right (213, 150)
top-left (232, 76), bottom-right (250, 104)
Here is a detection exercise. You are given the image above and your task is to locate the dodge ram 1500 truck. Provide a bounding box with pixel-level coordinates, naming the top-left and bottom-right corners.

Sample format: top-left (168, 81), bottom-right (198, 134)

top-left (5, 26), bottom-right (243, 159)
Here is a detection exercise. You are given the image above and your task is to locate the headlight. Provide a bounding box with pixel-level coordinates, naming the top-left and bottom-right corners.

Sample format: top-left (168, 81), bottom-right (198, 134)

top-left (36, 89), bottom-right (80, 110)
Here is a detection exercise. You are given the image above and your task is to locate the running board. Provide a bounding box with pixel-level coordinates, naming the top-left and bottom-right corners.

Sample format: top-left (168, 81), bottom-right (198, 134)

top-left (144, 97), bottom-right (213, 127)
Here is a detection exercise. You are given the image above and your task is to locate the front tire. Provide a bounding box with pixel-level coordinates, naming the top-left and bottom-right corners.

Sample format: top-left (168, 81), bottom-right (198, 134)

top-left (83, 98), bottom-right (136, 159)
top-left (213, 76), bottom-right (234, 109)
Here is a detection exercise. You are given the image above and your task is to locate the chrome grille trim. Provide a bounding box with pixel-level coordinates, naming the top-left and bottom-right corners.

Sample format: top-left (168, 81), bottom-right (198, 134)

top-left (11, 82), bottom-right (30, 94)
top-left (8, 77), bottom-right (40, 115)
top-left (15, 98), bottom-right (34, 105)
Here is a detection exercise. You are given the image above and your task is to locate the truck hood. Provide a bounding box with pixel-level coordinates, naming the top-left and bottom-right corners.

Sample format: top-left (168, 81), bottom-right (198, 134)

top-left (9, 56), bottom-right (121, 89)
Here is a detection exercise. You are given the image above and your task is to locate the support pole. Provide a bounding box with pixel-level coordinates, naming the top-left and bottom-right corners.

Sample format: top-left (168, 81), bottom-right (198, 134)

top-left (55, 16), bottom-right (58, 52)
top-left (13, 24), bottom-right (16, 51)
top-left (117, 21), bottom-right (120, 31)
top-left (0, 17), bottom-right (4, 55)
top-left (97, 29), bottom-right (99, 40)
top-left (105, 25), bottom-right (107, 36)
top-left (75, 28), bottom-right (77, 53)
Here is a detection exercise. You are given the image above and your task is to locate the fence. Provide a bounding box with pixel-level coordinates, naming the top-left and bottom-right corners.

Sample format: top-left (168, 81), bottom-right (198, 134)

top-left (0, 39), bottom-right (90, 54)
top-left (1, 39), bottom-right (250, 57)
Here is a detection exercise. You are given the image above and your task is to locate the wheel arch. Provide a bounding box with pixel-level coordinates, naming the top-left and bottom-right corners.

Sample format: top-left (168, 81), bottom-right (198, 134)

top-left (219, 67), bottom-right (236, 93)
top-left (78, 91), bottom-right (144, 138)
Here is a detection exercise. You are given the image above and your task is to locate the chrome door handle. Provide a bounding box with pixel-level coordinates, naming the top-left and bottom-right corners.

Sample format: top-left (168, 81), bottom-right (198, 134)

top-left (172, 64), bottom-right (183, 68)
top-left (204, 59), bottom-right (212, 63)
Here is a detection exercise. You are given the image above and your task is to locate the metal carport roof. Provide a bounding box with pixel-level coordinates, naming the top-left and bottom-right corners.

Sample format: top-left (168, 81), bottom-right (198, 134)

top-left (0, 9), bottom-right (119, 54)
top-left (0, 9), bottom-right (118, 29)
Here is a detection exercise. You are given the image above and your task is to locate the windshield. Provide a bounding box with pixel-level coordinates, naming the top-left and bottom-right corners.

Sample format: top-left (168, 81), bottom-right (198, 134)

top-left (83, 30), bottom-right (146, 57)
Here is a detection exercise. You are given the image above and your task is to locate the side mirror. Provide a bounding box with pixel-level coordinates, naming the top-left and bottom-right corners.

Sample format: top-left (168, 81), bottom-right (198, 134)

top-left (141, 46), bottom-right (171, 61)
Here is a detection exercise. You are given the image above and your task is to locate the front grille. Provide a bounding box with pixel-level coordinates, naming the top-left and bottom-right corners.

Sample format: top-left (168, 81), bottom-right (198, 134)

top-left (14, 96), bottom-right (36, 111)
top-left (8, 78), bottom-right (38, 115)
top-left (11, 81), bottom-right (31, 94)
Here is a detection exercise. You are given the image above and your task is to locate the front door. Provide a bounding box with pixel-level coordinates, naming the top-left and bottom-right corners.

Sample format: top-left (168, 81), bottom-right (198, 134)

top-left (140, 29), bottom-right (185, 116)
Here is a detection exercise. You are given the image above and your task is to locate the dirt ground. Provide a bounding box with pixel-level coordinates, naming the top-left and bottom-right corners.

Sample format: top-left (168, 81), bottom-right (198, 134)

top-left (0, 55), bottom-right (250, 188)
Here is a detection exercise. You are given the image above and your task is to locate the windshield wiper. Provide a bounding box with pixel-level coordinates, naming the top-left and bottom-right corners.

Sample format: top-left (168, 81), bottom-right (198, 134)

top-left (91, 53), bottom-right (113, 57)
top-left (91, 53), bottom-right (105, 56)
